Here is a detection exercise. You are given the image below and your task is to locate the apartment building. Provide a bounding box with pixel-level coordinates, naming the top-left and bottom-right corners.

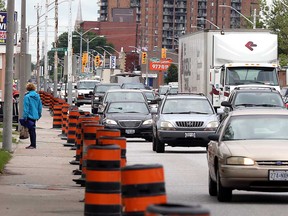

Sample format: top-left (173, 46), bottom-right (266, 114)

top-left (98, 0), bottom-right (259, 51)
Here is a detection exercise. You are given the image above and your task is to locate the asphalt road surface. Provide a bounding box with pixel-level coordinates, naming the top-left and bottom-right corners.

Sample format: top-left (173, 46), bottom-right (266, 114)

top-left (125, 138), bottom-right (288, 216)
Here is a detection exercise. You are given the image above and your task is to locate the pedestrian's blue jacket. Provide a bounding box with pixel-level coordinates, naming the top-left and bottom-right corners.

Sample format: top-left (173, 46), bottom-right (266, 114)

top-left (23, 90), bottom-right (42, 120)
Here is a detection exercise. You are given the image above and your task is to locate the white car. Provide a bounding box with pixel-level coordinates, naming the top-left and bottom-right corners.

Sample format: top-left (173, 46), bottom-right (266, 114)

top-left (75, 80), bottom-right (100, 106)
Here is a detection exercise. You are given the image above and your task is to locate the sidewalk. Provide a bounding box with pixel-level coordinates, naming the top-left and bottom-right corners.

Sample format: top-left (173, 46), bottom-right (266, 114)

top-left (0, 107), bottom-right (84, 216)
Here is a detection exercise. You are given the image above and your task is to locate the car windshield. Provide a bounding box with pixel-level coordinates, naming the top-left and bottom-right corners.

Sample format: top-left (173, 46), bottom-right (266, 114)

top-left (222, 115), bottom-right (288, 140)
top-left (107, 102), bottom-right (149, 114)
top-left (105, 92), bottom-right (146, 103)
top-left (96, 85), bottom-right (121, 93)
top-left (144, 92), bottom-right (155, 100)
top-left (122, 83), bottom-right (146, 89)
top-left (162, 98), bottom-right (214, 114)
top-left (159, 86), bottom-right (178, 95)
top-left (78, 81), bottom-right (99, 89)
top-left (225, 67), bottom-right (279, 86)
top-left (234, 92), bottom-right (284, 107)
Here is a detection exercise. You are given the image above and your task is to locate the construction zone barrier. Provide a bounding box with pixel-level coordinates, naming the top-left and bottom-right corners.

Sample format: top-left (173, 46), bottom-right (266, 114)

top-left (84, 144), bottom-right (122, 216)
top-left (121, 164), bottom-right (167, 216)
top-left (59, 103), bottom-right (69, 137)
top-left (70, 114), bottom-right (100, 166)
top-left (64, 109), bottom-right (81, 146)
top-left (52, 104), bottom-right (63, 128)
top-left (96, 129), bottom-right (121, 140)
top-left (98, 136), bottom-right (127, 168)
top-left (145, 203), bottom-right (210, 216)
top-left (73, 122), bottom-right (104, 186)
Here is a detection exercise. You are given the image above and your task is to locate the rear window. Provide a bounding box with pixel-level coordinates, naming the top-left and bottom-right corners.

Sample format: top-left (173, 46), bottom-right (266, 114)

top-left (105, 92), bottom-right (146, 103)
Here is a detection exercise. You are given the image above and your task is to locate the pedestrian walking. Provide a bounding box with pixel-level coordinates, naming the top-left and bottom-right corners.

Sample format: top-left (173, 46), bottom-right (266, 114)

top-left (22, 83), bottom-right (42, 149)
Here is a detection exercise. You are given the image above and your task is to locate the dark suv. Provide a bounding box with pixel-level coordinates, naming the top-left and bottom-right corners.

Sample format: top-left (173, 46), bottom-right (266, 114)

top-left (91, 83), bottom-right (121, 114)
top-left (221, 85), bottom-right (286, 119)
top-left (152, 93), bottom-right (219, 153)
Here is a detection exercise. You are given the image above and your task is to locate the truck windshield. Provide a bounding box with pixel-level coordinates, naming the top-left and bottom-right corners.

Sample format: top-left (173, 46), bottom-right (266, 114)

top-left (225, 67), bottom-right (279, 86)
top-left (78, 81), bottom-right (99, 89)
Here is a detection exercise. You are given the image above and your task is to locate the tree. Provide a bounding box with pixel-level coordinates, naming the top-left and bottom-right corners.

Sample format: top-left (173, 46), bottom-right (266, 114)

top-left (0, 0), bottom-right (5, 11)
top-left (164, 64), bottom-right (178, 84)
top-left (260, 0), bottom-right (288, 66)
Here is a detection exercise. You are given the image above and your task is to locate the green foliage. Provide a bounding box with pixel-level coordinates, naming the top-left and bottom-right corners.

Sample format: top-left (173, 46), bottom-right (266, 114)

top-left (0, 0), bottom-right (5, 11)
top-left (260, 0), bottom-right (288, 67)
top-left (0, 149), bottom-right (11, 173)
top-left (164, 64), bottom-right (178, 83)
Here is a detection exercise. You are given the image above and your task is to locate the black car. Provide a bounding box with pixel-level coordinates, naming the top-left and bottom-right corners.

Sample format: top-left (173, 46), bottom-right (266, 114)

top-left (221, 85), bottom-right (286, 120)
top-left (91, 83), bottom-right (121, 114)
top-left (100, 101), bottom-right (153, 141)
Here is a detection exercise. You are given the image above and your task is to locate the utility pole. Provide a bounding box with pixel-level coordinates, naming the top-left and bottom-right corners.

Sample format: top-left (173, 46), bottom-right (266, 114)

top-left (18, 0), bottom-right (27, 123)
top-left (35, 4), bottom-right (41, 92)
top-left (2, 0), bottom-right (15, 151)
top-left (53, 0), bottom-right (59, 97)
top-left (44, 0), bottom-right (49, 92)
top-left (67, 0), bottom-right (73, 104)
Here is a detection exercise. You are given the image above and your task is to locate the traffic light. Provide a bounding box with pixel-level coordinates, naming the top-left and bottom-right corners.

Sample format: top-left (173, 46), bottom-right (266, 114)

top-left (82, 52), bottom-right (88, 65)
top-left (94, 55), bottom-right (101, 67)
top-left (161, 48), bottom-right (167, 59)
top-left (141, 52), bottom-right (147, 64)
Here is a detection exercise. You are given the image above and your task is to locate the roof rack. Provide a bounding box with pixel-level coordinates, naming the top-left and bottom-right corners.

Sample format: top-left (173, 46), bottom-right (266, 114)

top-left (234, 85), bottom-right (276, 91)
top-left (165, 91), bottom-right (205, 96)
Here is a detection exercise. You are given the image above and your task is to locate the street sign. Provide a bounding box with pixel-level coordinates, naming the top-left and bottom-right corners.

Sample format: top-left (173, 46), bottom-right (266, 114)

top-left (110, 56), bottom-right (116, 69)
top-left (149, 59), bottom-right (172, 71)
top-left (51, 47), bottom-right (67, 52)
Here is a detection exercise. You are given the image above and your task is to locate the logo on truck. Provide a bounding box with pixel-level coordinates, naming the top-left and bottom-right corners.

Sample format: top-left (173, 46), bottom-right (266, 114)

top-left (245, 41), bottom-right (257, 51)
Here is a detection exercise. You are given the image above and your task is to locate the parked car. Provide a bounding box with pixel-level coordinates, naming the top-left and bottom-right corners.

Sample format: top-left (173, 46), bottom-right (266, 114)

top-left (91, 83), bottom-right (121, 114)
top-left (98, 89), bottom-right (148, 113)
top-left (207, 108), bottom-right (288, 202)
top-left (152, 93), bottom-right (219, 153)
top-left (100, 101), bottom-right (153, 141)
top-left (220, 85), bottom-right (286, 120)
top-left (75, 79), bottom-right (100, 106)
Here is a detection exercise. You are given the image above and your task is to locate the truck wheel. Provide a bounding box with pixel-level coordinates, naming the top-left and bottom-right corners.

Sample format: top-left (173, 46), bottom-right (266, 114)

top-left (155, 136), bottom-right (165, 153)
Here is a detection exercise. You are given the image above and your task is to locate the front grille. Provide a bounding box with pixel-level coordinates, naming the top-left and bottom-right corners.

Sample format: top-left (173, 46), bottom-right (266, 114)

top-left (257, 161), bottom-right (288, 166)
top-left (118, 120), bottom-right (142, 128)
top-left (175, 121), bottom-right (204, 128)
top-left (84, 94), bottom-right (92, 98)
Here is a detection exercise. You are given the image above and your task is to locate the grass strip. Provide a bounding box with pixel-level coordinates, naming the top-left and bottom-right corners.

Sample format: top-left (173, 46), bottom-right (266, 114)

top-left (0, 149), bottom-right (11, 173)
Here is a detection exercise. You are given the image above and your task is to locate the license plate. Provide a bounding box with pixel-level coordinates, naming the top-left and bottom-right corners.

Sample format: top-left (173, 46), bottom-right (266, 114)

top-left (125, 129), bottom-right (135, 134)
top-left (269, 170), bottom-right (288, 181)
top-left (184, 132), bottom-right (196, 138)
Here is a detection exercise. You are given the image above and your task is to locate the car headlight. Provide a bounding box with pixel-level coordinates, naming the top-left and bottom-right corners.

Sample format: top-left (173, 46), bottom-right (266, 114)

top-left (204, 121), bottom-right (219, 131)
top-left (160, 121), bottom-right (175, 130)
top-left (103, 119), bottom-right (117, 125)
top-left (143, 119), bottom-right (153, 125)
top-left (226, 157), bottom-right (255, 166)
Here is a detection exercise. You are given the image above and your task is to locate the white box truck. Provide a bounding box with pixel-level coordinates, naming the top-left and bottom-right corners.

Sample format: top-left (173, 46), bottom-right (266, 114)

top-left (178, 29), bottom-right (280, 109)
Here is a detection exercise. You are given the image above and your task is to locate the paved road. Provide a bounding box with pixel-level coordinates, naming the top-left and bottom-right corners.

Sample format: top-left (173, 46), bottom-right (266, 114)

top-left (1, 105), bottom-right (288, 216)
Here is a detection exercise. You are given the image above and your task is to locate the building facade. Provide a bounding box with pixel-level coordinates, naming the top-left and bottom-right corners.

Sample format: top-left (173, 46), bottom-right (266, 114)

top-left (98, 0), bottom-right (259, 51)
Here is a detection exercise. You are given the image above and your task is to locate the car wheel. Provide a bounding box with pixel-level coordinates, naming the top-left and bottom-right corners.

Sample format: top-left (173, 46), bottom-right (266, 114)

top-left (216, 169), bottom-right (232, 202)
top-left (155, 135), bottom-right (165, 153)
top-left (209, 173), bottom-right (217, 196)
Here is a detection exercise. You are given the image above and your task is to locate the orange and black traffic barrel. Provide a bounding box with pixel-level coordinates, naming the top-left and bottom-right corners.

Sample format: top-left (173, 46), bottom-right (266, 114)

top-left (64, 109), bottom-right (82, 147)
top-left (96, 129), bottom-right (121, 140)
top-left (59, 103), bottom-right (69, 138)
top-left (84, 144), bottom-right (122, 216)
top-left (145, 203), bottom-right (210, 216)
top-left (98, 136), bottom-right (127, 168)
top-left (73, 122), bottom-right (104, 186)
top-left (121, 164), bottom-right (167, 216)
top-left (52, 104), bottom-right (63, 128)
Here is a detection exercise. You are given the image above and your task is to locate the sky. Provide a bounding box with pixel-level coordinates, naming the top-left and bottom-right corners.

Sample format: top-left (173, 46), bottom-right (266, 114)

top-left (14, 0), bottom-right (99, 62)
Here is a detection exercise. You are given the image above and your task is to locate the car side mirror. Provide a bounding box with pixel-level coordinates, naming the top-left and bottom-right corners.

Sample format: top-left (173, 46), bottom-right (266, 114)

top-left (208, 134), bottom-right (219, 141)
top-left (74, 86), bottom-right (77, 89)
top-left (221, 101), bottom-right (232, 108)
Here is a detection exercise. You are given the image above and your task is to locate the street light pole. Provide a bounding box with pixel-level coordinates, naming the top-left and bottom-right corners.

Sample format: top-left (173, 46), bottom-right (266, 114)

top-left (219, 5), bottom-right (256, 29)
top-left (196, 18), bottom-right (220, 29)
top-left (67, 0), bottom-right (73, 104)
